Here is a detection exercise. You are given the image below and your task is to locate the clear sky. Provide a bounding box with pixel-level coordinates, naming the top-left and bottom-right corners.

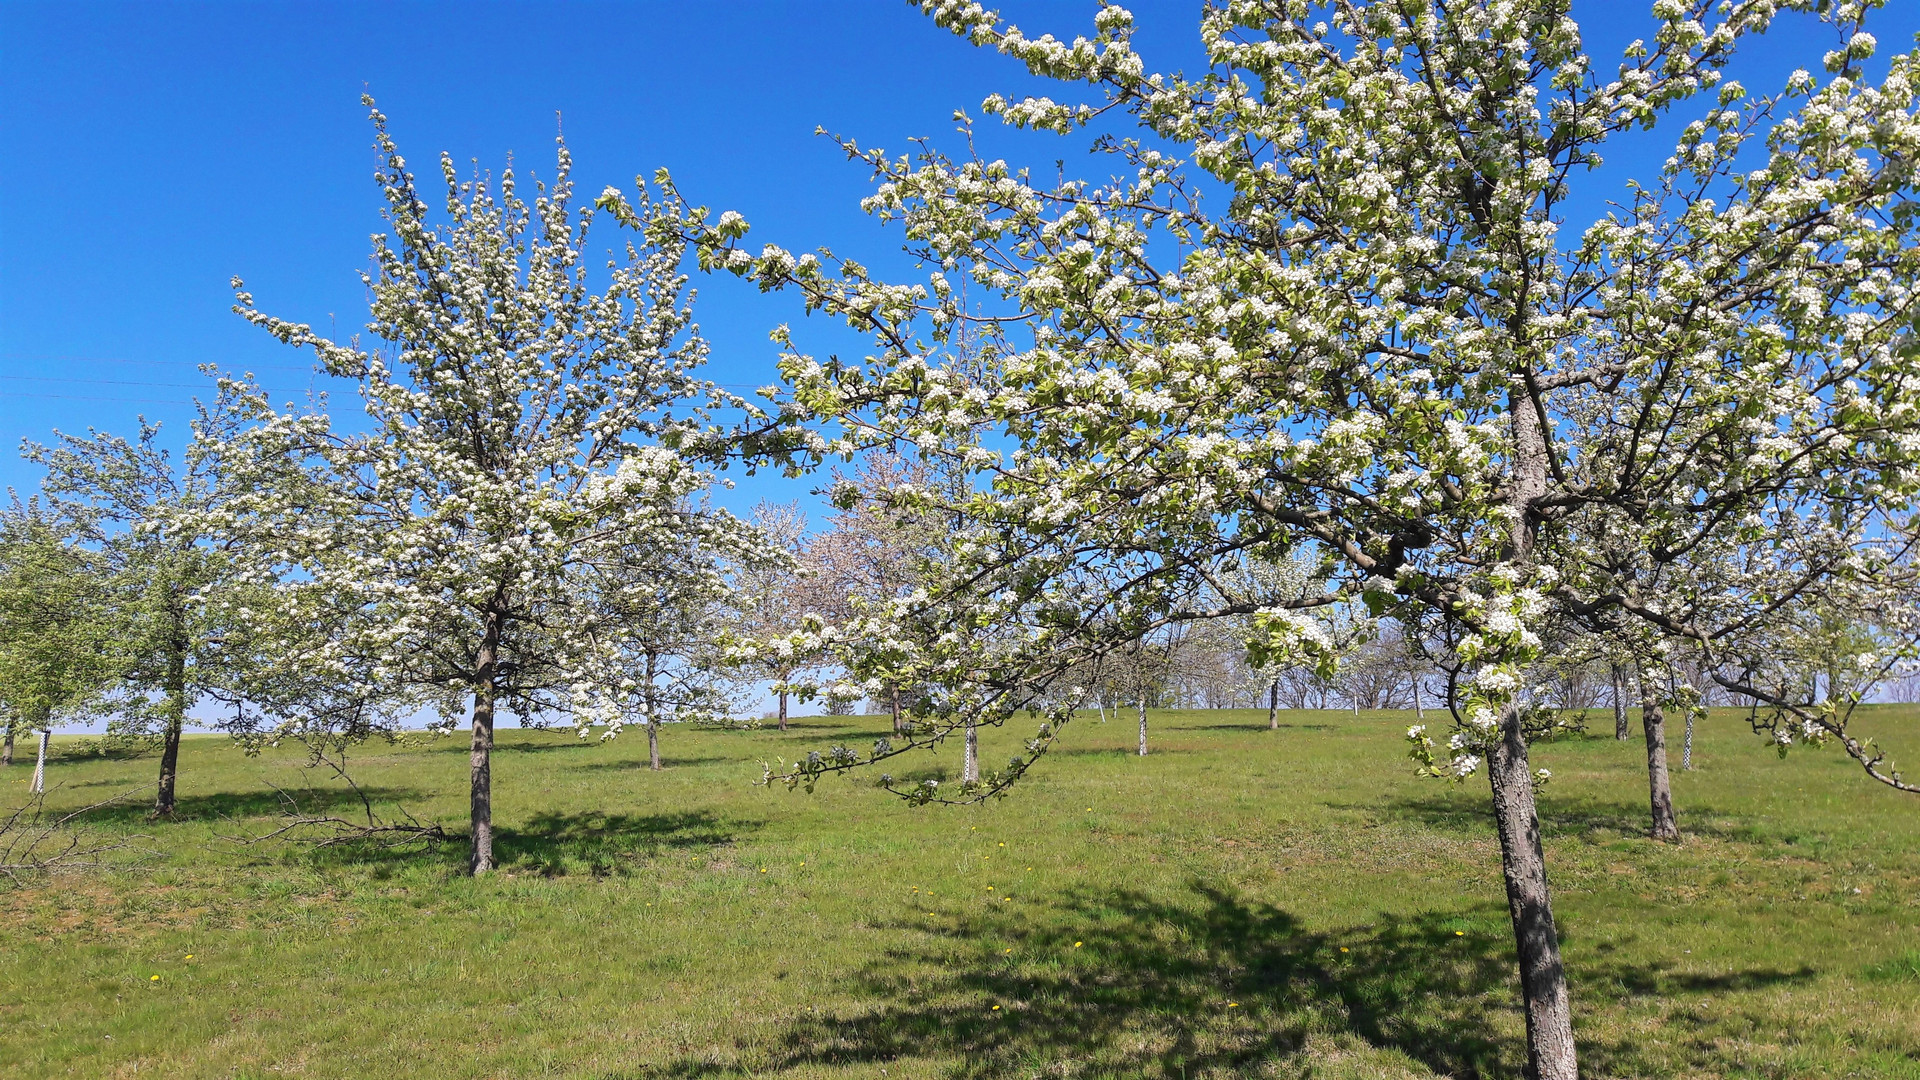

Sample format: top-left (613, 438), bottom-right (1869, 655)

top-left (3, 0), bottom-right (1916, 517)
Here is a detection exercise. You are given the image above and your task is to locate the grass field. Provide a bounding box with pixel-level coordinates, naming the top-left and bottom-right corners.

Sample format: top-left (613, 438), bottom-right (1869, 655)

top-left (2, 706), bottom-right (1917, 1079)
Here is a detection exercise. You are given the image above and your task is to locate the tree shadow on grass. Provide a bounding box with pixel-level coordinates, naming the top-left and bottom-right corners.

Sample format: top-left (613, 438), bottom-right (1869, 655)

top-left (568, 756), bottom-right (734, 772)
top-left (651, 880), bottom-right (1816, 1079)
top-left (72, 784), bottom-right (429, 828)
top-left (1181, 721), bottom-right (1337, 732)
top-left (1052, 746), bottom-right (1195, 758)
top-left (1371, 791), bottom-right (1784, 845)
top-left (493, 809), bottom-right (763, 877)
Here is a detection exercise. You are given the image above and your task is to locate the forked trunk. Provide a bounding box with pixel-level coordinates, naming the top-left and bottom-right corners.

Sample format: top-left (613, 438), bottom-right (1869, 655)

top-left (1136, 698), bottom-right (1148, 756)
top-left (1611, 664), bottom-right (1630, 740)
top-left (154, 626), bottom-right (189, 816)
top-left (468, 610), bottom-right (503, 875)
top-left (1641, 693), bottom-right (1680, 842)
top-left (1486, 703), bottom-right (1579, 1080)
top-left (1268, 680), bottom-right (1280, 730)
top-left (962, 717), bottom-right (978, 783)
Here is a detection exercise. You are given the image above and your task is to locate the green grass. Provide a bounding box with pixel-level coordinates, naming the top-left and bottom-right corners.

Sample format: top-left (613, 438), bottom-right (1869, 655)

top-left (2, 706), bottom-right (1918, 1078)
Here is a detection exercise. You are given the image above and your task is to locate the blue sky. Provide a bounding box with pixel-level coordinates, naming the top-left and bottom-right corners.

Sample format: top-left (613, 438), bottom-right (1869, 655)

top-left (4, 0), bottom-right (1917, 522)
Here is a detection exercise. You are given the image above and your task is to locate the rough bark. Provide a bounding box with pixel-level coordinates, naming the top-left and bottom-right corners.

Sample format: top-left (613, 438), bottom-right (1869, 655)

top-left (1268, 680), bottom-right (1280, 730)
top-left (1641, 693), bottom-right (1680, 842)
top-left (1496, 385), bottom-right (1581, 1079)
top-left (648, 721), bottom-right (661, 770)
top-left (468, 610), bottom-right (502, 875)
top-left (1136, 698), bottom-right (1148, 757)
top-left (962, 717), bottom-right (979, 783)
top-left (2, 721), bottom-right (13, 766)
top-left (891, 685), bottom-right (903, 734)
top-left (153, 618), bottom-right (189, 816)
top-left (1611, 664), bottom-right (1630, 740)
top-left (1487, 704), bottom-right (1579, 1080)
top-left (778, 686), bottom-right (789, 732)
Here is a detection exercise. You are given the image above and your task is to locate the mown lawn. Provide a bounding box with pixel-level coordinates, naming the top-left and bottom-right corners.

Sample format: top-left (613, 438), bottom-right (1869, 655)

top-left (1, 705), bottom-right (1917, 1078)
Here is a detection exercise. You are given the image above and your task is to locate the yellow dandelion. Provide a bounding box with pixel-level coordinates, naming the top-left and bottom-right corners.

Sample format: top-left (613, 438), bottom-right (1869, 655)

top-left (149, 975), bottom-right (160, 982)
top-left (184, 954), bottom-right (194, 960)
top-left (1227, 1002), bottom-right (1239, 1008)
top-left (1454, 931), bottom-right (1464, 937)
top-left (986, 885), bottom-right (994, 890)
top-left (1074, 941), bottom-right (1083, 948)
top-left (1004, 948), bottom-right (1012, 954)
top-left (998, 842), bottom-right (1005, 847)
top-left (991, 1004), bottom-right (1000, 1011)
top-left (1339, 947), bottom-right (1349, 953)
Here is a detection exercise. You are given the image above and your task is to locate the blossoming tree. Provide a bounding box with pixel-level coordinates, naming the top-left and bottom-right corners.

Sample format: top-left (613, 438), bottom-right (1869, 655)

top-left (212, 99), bottom-right (771, 873)
top-left (610, 2), bottom-right (1920, 1074)
top-left (25, 396), bottom-right (248, 815)
top-left (0, 500), bottom-right (114, 771)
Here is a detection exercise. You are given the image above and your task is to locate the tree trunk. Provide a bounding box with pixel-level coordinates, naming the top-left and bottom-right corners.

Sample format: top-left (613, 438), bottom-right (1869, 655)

top-left (646, 650), bottom-right (662, 770)
top-left (1268, 680), bottom-right (1280, 730)
top-left (891, 686), bottom-right (903, 734)
top-left (153, 621), bottom-right (189, 816)
top-left (468, 611), bottom-right (502, 875)
top-left (1611, 664), bottom-right (1630, 740)
top-left (963, 717), bottom-right (979, 783)
top-left (1682, 709), bottom-right (1694, 772)
top-left (778, 686), bottom-right (789, 732)
top-left (30, 729), bottom-right (50, 794)
top-left (2, 721), bottom-right (13, 766)
top-left (1136, 698), bottom-right (1148, 756)
top-left (1641, 692), bottom-right (1680, 843)
top-left (1412, 676), bottom-right (1425, 723)
top-left (1494, 379), bottom-right (1581, 1080)
top-left (1486, 703), bottom-right (1579, 1080)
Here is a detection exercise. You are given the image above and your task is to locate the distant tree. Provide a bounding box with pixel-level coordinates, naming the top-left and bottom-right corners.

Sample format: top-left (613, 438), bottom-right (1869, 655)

top-left (24, 393), bottom-right (247, 815)
top-left (726, 502), bottom-right (828, 732)
top-left (0, 500), bottom-right (114, 770)
top-left (211, 99), bottom-right (770, 874)
top-left (596, 498), bottom-right (778, 768)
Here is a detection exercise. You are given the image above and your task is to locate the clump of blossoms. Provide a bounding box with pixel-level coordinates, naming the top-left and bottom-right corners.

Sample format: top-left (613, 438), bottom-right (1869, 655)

top-left (206, 98), bottom-right (783, 874)
top-left (610, 4), bottom-right (1920, 1077)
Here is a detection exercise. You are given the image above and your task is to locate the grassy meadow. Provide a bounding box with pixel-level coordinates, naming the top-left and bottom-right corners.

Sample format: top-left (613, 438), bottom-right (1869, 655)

top-left (1, 706), bottom-right (1917, 1078)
